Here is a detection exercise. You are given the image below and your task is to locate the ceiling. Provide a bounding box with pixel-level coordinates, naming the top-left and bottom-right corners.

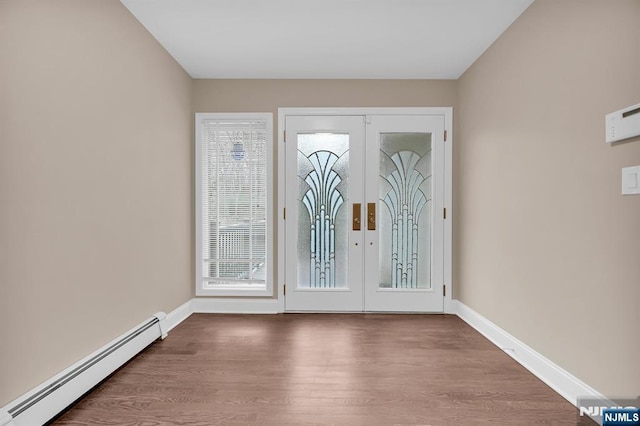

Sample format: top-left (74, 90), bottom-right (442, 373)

top-left (120, 0), bottom-right (534, 79)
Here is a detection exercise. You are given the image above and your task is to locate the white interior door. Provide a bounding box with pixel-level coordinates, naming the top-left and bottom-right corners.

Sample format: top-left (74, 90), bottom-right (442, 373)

top-left (364, 115), bottom-right (445, 312)
top-left (284, 113), bottom-right (445, 312)
top-left (284, 116), bottom-right (365, 311)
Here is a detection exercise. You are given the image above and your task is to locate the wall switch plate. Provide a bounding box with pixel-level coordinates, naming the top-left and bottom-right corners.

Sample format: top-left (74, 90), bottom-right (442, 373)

top-left (622, 166), bottom-right (640, 195)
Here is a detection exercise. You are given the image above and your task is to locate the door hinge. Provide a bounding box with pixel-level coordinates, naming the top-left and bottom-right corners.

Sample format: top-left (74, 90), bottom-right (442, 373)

top-left (283, 130), bottom-right (286, 142)
top-left (284, 284), bottom-right (286, 296)
top-left (443, 207), bottom-right (447, 219)
top-left (444, 130), bottom-right (447, 142)
top-left (283, 208), bottom-right (286, 220)
top-left (443, 285), bottom-right (446, 297)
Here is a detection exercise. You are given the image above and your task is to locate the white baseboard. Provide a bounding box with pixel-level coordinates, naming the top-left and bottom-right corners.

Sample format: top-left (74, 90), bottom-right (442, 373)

top-left (162, 299), bottom-right (193, 333)
top-left (191, 297), bottom-right (280, 314)
top-left (452, 299), bottom-right (606, 408)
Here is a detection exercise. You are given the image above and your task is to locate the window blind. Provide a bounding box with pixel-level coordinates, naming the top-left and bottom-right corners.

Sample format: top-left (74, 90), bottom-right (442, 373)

top-left (199, 118), bottom-right (267, 290)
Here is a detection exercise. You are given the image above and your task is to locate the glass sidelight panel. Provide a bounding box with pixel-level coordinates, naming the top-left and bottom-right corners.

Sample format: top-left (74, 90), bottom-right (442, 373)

top-left (378, 133), bottom-right (432, 289)
top-left (297, 133), bottom-right (349, 288)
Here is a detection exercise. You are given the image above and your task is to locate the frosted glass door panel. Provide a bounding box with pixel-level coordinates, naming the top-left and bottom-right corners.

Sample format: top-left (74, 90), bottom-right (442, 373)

top-left (285, 115), bottom-right (364, 312)
top-left (363, 114), bottom-right (444, 312)
top-left (297, 133), bottom-right (349, 289)
top-left (378, 133), bottom-right (432, 290)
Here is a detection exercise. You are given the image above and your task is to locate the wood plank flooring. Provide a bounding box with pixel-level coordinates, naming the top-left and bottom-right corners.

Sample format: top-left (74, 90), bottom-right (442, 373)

top-left (52, 314), bottom-right (595, 425)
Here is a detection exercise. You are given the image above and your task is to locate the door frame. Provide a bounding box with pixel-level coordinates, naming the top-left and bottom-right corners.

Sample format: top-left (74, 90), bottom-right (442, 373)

top-left (277, 107), bottom-right (453, 313)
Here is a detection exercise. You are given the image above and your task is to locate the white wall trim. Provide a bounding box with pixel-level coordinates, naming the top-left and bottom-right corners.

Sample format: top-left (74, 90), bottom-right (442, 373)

top-left (191, 297), bottom-right (280, 314)
top-left (453, 299), bottom-right (607, 407)
top-left (278, 107), bottom-right (454, 117)
top-left (442, 110), bottom-right (454, 314)
top-left (163, 299), bottom-right (194, 333)
top-left (276, 111), bottom-right (286, 313)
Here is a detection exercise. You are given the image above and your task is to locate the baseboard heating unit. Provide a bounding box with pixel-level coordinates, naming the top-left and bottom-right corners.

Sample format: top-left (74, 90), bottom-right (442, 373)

top-left (0, 312), bottom-right (168, 426)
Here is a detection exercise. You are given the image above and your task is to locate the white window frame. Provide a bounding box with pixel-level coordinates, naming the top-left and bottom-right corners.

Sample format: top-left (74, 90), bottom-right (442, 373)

top-left (195, 113), bottom-right (273, 297)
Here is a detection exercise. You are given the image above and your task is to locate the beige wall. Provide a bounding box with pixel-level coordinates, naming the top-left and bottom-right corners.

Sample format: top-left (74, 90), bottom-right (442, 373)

top-left (193, 79), bottom-right (458, 296)
top-left (456, 0), bottom-right (640, 397)
top-left (0, 0), bottom-right (193, 406)
top-left (192, 79), bottom-right (457, 112)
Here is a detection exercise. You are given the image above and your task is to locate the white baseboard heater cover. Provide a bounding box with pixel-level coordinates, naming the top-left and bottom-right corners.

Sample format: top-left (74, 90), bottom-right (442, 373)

top-left (0, 312), bottom-right (167, 426)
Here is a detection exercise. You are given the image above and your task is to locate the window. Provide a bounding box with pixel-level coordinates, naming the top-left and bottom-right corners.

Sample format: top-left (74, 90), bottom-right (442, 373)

top-left (195, 113), bottom-right (272, 296)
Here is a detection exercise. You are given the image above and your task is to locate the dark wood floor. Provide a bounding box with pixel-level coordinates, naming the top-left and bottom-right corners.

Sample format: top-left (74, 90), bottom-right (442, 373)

top-left (53, 314), bottom-right (595, 425)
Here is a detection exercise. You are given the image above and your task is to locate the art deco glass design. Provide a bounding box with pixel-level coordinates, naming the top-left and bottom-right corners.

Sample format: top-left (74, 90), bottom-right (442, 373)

top-left (297, 134), bottom-right (349, 288)
top-left (379, 133), bottom-right (432, 289)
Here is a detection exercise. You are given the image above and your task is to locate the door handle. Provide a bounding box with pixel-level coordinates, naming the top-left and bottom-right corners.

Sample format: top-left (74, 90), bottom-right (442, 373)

top-left (367, 203), bottom-right (376, 230)
top-left (353, 203), bottom-right (361, 231)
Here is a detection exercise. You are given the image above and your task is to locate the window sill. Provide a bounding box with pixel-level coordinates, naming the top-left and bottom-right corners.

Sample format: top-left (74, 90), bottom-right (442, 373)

top-left (196, 286), bottom-right (272, 297)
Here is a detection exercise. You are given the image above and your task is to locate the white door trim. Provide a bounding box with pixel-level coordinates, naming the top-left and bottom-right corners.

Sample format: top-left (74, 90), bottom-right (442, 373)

top-left (277, 107), bottom-right (453, 313)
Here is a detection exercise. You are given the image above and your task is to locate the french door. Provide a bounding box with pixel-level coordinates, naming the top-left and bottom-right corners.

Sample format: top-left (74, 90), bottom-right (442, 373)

top-left (284, 113), bottom-right (445, 312)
